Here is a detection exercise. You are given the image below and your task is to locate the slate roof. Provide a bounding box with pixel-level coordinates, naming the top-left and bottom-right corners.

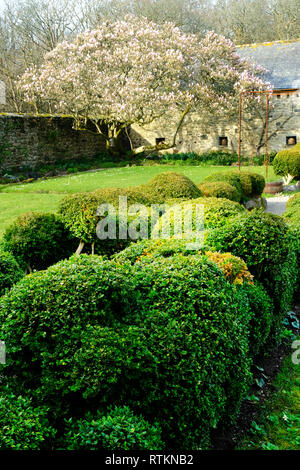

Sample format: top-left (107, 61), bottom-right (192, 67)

top-left (237, 39), bottom-right (300, 90)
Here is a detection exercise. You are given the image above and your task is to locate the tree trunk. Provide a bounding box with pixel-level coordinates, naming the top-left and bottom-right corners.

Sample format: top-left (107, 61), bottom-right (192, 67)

top-left (106, 127), bottom-right (126, 157)
top-left (91, 242), bottom-right (95, 255)
top-left (75, 240), bottom-right (85, 255)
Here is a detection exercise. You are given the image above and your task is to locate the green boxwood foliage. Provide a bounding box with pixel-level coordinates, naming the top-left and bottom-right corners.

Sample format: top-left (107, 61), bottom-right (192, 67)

top-left (71, 256), bottom-right (252, 448)
top-left (58, 192), bottom-right (99, 249)
top-left (203, 171), bottom-right (265, 199)
top-left (233, 171), bottom-right (253, 197)
top-left (92, 187), bottom-right (151, 207)
top-left (199, 181), bottom-right (240, 201)
top-left (63, 406), bottom-right (164, 450)
top-left (113, 238), bottom-right (196, 265)
top-left (141, 172), bottom-right (202, 203)
top-left (0, 255), bottom-right (128, 398)
top-left (1, 212), bottom-right (77, 272)
top-left (273, 145), bottom-right (300, 180)
top-left (247, 172), bottom-right (266, 196)
top-left (283, 196), bottom-right (300, 279)
top-left (58, 188), bottom-right (150, 256)
top-left (233, 171), bottom-right (265, 197)
top-left (0, 392), bottom-right (55, 450)
top-left (0, 249), bottom-right (23, 296)
top-left (203, 171), bottom-right (243, 201)
top-left (206, 209), bottom-right (298, 337)
top-left (0, 254), bottom-right (252, 449)
top-left (153, 197), bottom-right (245, 239)
top-left (236, 282), bottom-right (274, 356)
top-left (283, 193), bottom-right (300, 228)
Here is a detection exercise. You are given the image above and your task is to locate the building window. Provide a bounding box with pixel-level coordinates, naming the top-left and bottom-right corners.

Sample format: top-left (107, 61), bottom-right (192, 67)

top-left (286, 136), bottom-right (297, 146)
top-left (156, 137), bottom-right (165, 145)
top-left (219, 136), bottom-right (228, 147)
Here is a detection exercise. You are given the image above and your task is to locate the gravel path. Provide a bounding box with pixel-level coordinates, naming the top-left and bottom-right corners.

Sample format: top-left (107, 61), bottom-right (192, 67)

top-left (265, 195), bottom-right (290, 216)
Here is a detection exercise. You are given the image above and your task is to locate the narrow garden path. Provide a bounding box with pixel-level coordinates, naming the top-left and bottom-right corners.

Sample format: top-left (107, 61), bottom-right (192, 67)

top-left (265, 196), bottom-right (290, 216)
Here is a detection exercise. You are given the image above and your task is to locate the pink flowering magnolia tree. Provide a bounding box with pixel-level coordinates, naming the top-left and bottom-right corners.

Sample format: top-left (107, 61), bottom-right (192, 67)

top-left (17, 15), bottom-right (270, 155)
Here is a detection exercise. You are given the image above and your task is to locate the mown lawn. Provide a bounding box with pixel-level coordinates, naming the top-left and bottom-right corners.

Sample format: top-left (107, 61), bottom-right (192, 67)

top-left (0, 165), bottom-right (276, 236)
top-left (238, 345), bottom-right (300, 450)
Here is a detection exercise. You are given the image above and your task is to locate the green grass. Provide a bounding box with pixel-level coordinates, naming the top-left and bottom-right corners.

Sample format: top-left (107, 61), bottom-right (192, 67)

top-left (238, 345), bottom-right (300, 450)
top-left (0, 193), bottom-right (65, 237)
top-left (0, 165), bottom-right (276, 237)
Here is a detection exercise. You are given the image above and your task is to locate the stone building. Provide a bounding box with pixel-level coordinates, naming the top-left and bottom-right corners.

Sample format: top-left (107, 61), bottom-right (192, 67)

top-left (0, 39), bottom-right (299, 168)
top-left (130, 39), bottom-right (300, 156)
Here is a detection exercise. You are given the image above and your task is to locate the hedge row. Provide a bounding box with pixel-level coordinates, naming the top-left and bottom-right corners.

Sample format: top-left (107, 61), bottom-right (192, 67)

top-left (202, 171), bottom-right (265, 201)
top-left (1, 202), bottom-right (298, 449)
top-left (1, 171), bottom-right (265, 268)
top-left (206, 209), bottom-right (299, 338)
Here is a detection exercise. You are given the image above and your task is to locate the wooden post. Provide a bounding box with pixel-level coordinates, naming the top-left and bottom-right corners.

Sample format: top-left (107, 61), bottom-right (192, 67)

top-left (265, 94), bottom-right (269, 180)
top-left (238, 92), bottom-right (242, 171)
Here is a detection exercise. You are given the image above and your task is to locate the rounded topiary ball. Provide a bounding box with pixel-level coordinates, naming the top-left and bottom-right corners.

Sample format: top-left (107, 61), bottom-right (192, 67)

top-left (142, 172), bottom-right (202, 203)
top-left (2, 212), bottom-right (77, 272)
top-left (199, 181), bottom-right (240, 201)
top-left (203, 171), bottom-right (243, 201)
top-left (273, 150), bottom-right (300, 180)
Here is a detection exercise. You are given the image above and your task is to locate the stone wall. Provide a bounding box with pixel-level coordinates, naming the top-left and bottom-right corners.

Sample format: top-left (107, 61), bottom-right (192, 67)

top-left (130, 91), bottom-right (300, 156)
top-left (0, 113), bottom-right (107, 171)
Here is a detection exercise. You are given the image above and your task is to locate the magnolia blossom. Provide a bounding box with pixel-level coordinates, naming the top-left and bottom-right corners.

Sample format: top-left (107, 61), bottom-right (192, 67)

top-left (17, 15), bottom-right (271, 154)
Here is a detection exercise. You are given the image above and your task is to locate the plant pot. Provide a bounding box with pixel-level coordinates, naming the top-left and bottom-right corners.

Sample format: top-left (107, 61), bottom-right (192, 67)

top-left (264, 181), bottom-right (283, 194)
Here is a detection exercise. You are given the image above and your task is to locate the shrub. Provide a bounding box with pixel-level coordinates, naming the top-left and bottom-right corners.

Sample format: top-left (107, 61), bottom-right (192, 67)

top-left (273, 148), bottom-right (300, 180)
top-left (0, 391), bottom-right (55, 450)
top-left (206, 209), bottom-right (298, 338)
top-left (247, 172), bottom-right (265, 196)
top-left (63, 406), bottom-right (164, 450)
top-left (1, 212), bottom-right (77, 272)
top-left (253, 152), bottom-right (277, 166)
top-left (0, 254), bottom-right (129, 399)
top-left (203, 171), bottom-right (243, 201)
top-left (236, 282), bottom-right (274, 356)
top-left (153, 197), bottom-right (245, 240)
top-left (58, 193), bottom-right (99, 253)
top-left (205, 251), bottom-right (254, 285)
top-left (196, 150), bottom-right (239, 166)
top-left (0, 249), bottom-right (23, 296)
top-left (141, 172), bottom-right (202, 203)
top-left (0, 254), bottom-right (252, 449)
top-left (143, 151), bottom-right (240, 166)
top-left (284, 193), bottom-right (300, 228)
top-left (115, 242), bottom-right (273, 358)
top-left (71, 255), bottom-right (252, 448)
top-left (203, 170), bottom-right (265, 199)
top-left (115, 242), bottom-right (254, 285)
top-left (113, 238), bottom-right (196, 264)
top-left (92, 187), bottom-right (151, 207)
top-left (59, 189), bottom-right (150, 256)
top-left (199, 181), bottom-right (240, 201)
top-left (233, 172), bottom-right (253, 197)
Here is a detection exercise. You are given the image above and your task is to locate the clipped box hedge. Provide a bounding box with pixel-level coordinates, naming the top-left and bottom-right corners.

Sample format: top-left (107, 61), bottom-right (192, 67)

top-left (0, 253), bottom-right (253, 449)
